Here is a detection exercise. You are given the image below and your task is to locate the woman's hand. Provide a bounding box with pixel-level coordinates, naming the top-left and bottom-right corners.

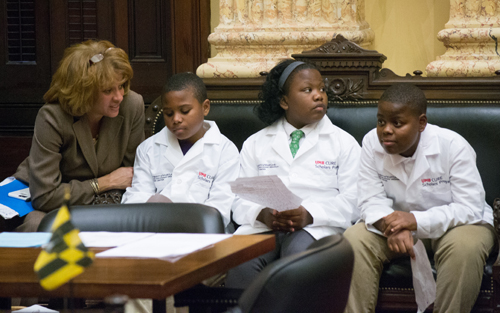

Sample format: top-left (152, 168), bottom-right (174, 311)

top-left (97, 167), bottom-right (134, 192)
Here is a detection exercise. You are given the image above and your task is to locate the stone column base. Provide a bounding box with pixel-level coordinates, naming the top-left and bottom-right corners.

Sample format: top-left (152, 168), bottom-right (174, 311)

top-left (427, 59), bottom-right (500, 77)
top-left (427, 26), bottom-right (500, 77)
top-left (197, 29), bottom-right (374, 78)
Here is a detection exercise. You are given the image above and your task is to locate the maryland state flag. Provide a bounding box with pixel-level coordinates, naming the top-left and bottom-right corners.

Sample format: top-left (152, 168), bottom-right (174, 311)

top-left (33, 189), bottom-right (94, 290)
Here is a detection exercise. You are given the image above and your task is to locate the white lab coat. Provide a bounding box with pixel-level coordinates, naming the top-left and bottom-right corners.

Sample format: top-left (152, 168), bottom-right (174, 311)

top-left (359, 124), bottom-right (493, 239)
top-left (122, 121), bottom-right (240, 228)
top-left (233, 116), bottom-right (361, 240)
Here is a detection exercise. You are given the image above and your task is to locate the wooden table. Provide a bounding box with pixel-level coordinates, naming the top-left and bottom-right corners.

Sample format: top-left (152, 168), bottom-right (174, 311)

top-left (0, 234), bottom-right (275, 311)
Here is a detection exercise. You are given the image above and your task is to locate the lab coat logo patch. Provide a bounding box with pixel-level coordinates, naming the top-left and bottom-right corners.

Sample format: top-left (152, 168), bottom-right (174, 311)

top-left (314, 161), bottom-right (338, 170)
top-left (257, 164), bottom-right (279, 171)
top-left (421, 176), bottom-right (450, 187)
top-left (153, 173), bottom-right (172, 182)
top-left (198, 172), bottom-right (214, 183)
top-left (378, 174), bottom-right (399, 182)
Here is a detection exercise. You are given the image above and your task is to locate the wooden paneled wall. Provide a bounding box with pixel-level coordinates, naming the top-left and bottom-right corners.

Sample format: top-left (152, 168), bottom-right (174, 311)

top-left (0, 0), bottom-right (210, 179)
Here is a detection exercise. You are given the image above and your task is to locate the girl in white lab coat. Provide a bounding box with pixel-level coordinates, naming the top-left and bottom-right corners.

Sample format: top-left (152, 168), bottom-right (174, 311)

top-left (343, 83), bottom-right (496, 313)
top-left (121, 72), bottom-right (239, 228)
top-left (225, 60), bottom-right (361, 289)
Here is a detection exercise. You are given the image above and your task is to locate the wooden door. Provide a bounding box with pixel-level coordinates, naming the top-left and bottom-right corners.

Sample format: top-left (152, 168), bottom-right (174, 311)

top-left (0, 0), bottom-right (211, 179)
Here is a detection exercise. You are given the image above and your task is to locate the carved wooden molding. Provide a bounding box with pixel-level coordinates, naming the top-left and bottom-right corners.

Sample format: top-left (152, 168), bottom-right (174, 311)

top-left (319, 60), bottom-right (385, 68)
top-left (326, 77), bottom-right (364, 101)
top-left (297, 35), bottom-right (387, 71)
top-left (202, 35), bottom-right (500, 101)
top-left (303, 34), bottom-right (376, 55)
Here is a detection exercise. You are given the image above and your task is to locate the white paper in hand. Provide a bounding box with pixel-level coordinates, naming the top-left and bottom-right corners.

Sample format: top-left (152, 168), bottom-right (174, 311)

top-left (411, 239), bottom-right (436, 313)
top-left (229, 175), bottom-right (302, 211)
top-left (147, 193), bottom-right (172, 203)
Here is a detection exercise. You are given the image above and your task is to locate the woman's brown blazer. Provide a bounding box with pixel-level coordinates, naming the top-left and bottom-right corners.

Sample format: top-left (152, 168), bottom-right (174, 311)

top-left (14, 90), bottom-right (145, 212)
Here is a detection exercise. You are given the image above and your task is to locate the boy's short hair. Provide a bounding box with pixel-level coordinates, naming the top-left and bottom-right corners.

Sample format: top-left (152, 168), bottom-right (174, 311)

top-left (379, 83), bottom-right (427, 115)
top-left (162, 72), bottom-right (207, 104)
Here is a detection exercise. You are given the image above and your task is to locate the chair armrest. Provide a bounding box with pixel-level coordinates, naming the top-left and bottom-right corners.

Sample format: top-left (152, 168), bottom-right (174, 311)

top-left (493, 198), bottom-right (500, 247)
top-left (491, 198), bottom-right (500, 280)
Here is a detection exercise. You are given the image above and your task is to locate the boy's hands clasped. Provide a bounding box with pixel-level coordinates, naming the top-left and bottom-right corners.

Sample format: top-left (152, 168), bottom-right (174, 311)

top-left (376, 211), bottom-right (417, 259)
top-left (387, 229), bottom-right (415, 259)
top-left (383, 211), bottom-right (417, 236)
top-left (257, 206), bottom-right (313, 232)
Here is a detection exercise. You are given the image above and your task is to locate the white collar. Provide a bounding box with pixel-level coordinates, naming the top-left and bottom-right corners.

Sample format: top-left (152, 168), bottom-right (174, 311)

top-left (155, 120), bottom-right (221, 147)
top-left (389, 143), bottom-right (419, 166)
top-left (282, 118), bottom-right (318, 139)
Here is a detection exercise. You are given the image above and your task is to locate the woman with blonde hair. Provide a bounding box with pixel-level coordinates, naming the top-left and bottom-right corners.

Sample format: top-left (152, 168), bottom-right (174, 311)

top-left (11, 39), bottom-right (145, 231)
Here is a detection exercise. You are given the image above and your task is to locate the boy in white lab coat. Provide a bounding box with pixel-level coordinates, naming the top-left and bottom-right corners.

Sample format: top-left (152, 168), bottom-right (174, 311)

top-left (344, 83), bottom-right (495, 313)
top-left (225, 60), bottom-right (361, 288)
top-left (122, 72), bottom-right (239, 229)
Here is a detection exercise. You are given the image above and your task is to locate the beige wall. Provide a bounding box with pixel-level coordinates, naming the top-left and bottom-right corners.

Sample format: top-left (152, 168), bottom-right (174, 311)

top-left (210, 0), bottom-right (218, 38)
top-left (209, 0), bottom-right (450, 77)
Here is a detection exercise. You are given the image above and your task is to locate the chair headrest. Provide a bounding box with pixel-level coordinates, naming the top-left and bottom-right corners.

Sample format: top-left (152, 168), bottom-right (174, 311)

top-left (37, 203), bottom-right (225, 234)
top-left (238, 234), bottom-right (354, 313)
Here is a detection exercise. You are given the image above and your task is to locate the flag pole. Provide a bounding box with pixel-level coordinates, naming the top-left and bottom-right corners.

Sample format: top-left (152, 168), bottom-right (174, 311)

top-left (69, 279), bottom-right (74, 313)
top-left (68, 190), bottom-right (75, 313)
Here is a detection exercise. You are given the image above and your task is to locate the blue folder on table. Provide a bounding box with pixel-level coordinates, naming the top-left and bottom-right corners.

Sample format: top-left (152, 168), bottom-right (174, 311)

top-left (0, 179), bottom-right (34, 217)
top-left (0, 232), bottom-right (51, 247)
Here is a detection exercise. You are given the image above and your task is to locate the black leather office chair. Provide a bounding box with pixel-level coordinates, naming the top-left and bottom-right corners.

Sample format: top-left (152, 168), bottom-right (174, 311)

top-left (176, 234), bottom-right (354, 313)
top-left (37, 202), bottom-right (225, 312)
top-left (236, 234), bottom-right (353, 313)
top-left (37, 202), bottom-right (225, 233)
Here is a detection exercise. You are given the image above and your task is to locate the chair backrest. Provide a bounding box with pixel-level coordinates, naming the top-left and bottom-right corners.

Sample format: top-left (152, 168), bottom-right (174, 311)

top-left (327, 101), bottom-right (500, 206)
top-left (148, 98), bottom-right (500, 206)
top-left (235, 234), bottom-right (354, 313)
top-left (37, 203), bottom-right (225, 233)
top-left (145, 97), bottom-right (267, 151)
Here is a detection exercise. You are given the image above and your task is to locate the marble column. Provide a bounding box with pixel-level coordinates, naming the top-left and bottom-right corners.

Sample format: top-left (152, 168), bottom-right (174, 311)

top-left (198, 0), bottom-right (374, 78)
top-left (427, 0), bottom-right (500, 77)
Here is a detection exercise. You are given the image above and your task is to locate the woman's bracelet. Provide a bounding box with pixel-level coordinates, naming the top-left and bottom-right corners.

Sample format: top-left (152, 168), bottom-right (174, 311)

top-left (90, 178), bottom-right (100, 195)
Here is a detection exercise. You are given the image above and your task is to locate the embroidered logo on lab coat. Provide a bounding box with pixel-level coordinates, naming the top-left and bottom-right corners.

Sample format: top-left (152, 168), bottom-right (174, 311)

top-left (421, 176), bottom-right (450, 187)
top-left (198, 171), bottom-right (214, 184)
top-left (153, 173), bottom-right (172, 182)
top-left (257, 163), bottom-right (279, 171)
top-left (378, 174), bottom-right (399, 182)
top-left (314, 161), bottom-right (338, 170)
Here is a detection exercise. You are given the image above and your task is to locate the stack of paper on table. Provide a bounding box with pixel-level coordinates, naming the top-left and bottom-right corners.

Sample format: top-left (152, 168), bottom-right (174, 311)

top-left (1, 232), bottom-right (232, 262)
top-left (229, 175), bottom-right (302, 211)
top-left (13, 304), bottom-right (58, 312)
top-left (96, 233), bottom-right (232, 261)
top-left (79, 232), bottom-right (155, 247)
top-left (0, 232), bottom-right (52, 248)
top-left (0, 232), bottom-right (154, 248)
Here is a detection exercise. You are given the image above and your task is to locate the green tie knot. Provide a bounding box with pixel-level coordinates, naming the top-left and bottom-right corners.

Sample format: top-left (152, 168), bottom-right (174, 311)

top-left (290, 129), bottom-right (304, 158)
